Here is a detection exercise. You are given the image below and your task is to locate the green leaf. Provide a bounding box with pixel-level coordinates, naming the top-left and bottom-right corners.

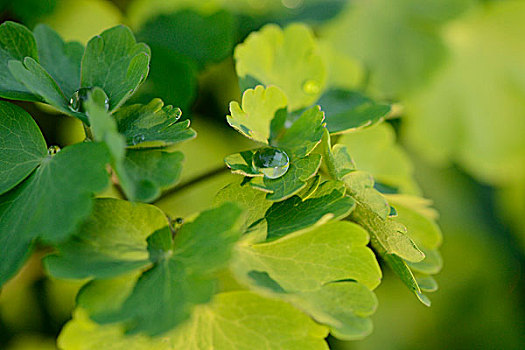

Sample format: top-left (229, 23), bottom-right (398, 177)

top-left (343, 170), bottom-right (390, 219)
top-left (339, 123), bottom-right (420, 194)
top-left (271, 105), bottom-right (325, 158)
top-left (232, 221), bottom-right (381, 339)
top-left (224, 150), bottom-right (262, 177)
top-left (235, 23), bottom-right (327, 110)
top-left (44, 198), bottom-right (168, 279)
top-left (81, 25), bottom-right (151, 111)
top-left (0, 101), bottom-right (47, 195)
top-left (58, 291), bottom-right (329, 350)
top-left (0, 142), bottom-right (110, 286)
top-left (265, 181), bottom-right (355, 240)
top-left (235, 221), bottom-right (382, 291)
top-left (317, 89), bottom-right (390, 134)
top-left (114, 98), bottom-right (196, 148)
top-left (137, 9), bottom-right (235, 69)
top-left (250, 153), bottom-right (322, 201)
top-left (0, 21), bottom-right (39, 101)
top-left (227, 85), bottom-right (288, 143)
top-left (90, 203), bottom-right (243, 336)
top-left (33, 24), bottom-right (84, 99)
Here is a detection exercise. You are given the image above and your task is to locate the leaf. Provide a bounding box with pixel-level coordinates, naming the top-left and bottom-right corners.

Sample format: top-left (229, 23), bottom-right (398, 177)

top-left (33, 24), bottom-right (84, 99)
top-left (44, 198), bottom-right (168, 279)
top-left (81, 25), bottom-right (151, 111)
top-left (122, 150), bottom-right (184, 202)
top-left (343, 170), bottom-right (390, 219)
top-left (317, 89), bottom-right (390, 134)
top-left (235, 23), bottom-right (327, 110)
top-left (0, 21), bottom-right (39, 101)
top-left (0, 101), bottom-right (47, 195)
top-left (235, 221), bottom-right (382, 291)
top-left (232, 221), bottom-right (381, 339)
top-left (58, 291), bottom-right (330, 350)
top-left (250, 153), bottom-right (322, 201)
top-left (339, 123), bottom-right (420, 194)
top-left (90, 203), bottom-right (244, 336)
top-left (265, 181), bottom-right (355, 240)
top-left (137, 9), bottom-right (236, 69)
top-left (227, 85), bottom-right (288, 143)
top-left (271, 105), bottom-right (325, 158)
top-left (224, 150), bottom-right (262, 177)
top-left (0, 142), bottom-right (110, 286)
top-left (114, 98), bottom-right (196, 148)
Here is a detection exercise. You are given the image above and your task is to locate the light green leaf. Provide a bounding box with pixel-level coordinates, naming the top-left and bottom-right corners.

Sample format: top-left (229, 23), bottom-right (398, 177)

top-left (0, 21), bottom-right (39, 101)
top-left (81, 25), bottom-right (151, 111)
top-left (58, 291), bottom-right (329, 350)
top-left (44, 198), bottom-right (168, 279)
top-left (235, 23), bottom-right (327, 110)
top-left (271, 105), bottom-right (325, 158)
top-left (343, 170), bottom-right (390, 219)
top-left (114, 99), bottom-right (196, 148)
top-left (339, 123), bottom-right (419, 194)
top-left (235, 221), bottom-right (382, 291)
top-left (0, 101), bottom-right (47, 195)
top-left (0, 142), bottom-right (110, 286)
top-left (250, 153), bottom-right (322, 201)
top-left (227, 85), bottom-right (288, 143)
top-left (34, 24), bottom-right (84, 99)
top-left (265, 181), bottom-right (355, 240)
top-left (317, 89), bottom-right (390, 134)
top-left (224, 150), bottom-right (262, 177)
top-left (90, 203), bottom-right (243, 336)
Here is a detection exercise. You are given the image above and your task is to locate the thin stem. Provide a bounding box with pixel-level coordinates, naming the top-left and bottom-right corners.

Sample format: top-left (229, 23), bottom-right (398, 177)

top-left (154, 166), bottom-right (229, 204)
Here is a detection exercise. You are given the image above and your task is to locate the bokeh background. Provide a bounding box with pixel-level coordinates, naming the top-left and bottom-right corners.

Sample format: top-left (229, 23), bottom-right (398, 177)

top-left (0, 0), bottom-right (524, 349)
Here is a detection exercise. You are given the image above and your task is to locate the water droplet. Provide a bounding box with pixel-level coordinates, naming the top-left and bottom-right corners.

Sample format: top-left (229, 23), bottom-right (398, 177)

top-left (69, 87), bottom-right (109, 113)
top-left (47, 145), bottom-right (61, 155)
top-left (174, 217), bottom-right (184, 225)
top-left (302, 80), bottom-right (320, 95)
top-left (132, 134), bottom-right (146, 145)
top-left (252, 147), bottom-right (290, 179)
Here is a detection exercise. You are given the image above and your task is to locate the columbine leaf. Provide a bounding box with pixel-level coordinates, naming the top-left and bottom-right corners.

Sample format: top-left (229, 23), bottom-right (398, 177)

top-left (58, 291), bottom-right (329, 350)
top-left (90, 203), bottom-right (243, 336)
top-left (250, 153), bottom-right (322, 201)
top-left (265, 180), bottom-right (355, 240)
top-left (317, 89), bottom-right (390, 134)
top-left (233, 221), bottom-right (381, 340)
top-left (33, 24), bottom-right (84, 99)
top-left (339, 123), bottom-right (420, 194)
top-left (235, 23), bottom-right (327, 110)
top-left (81, 25), bottom-right (151, 111)
top-left (44, 198), bottom-right (168, 279)
top-left (224, 150), bottom-right (262, 177)
top-left (0, 21), bottom-right (39, 101)
top-left (114, 98), bottom-right (196, 148)
top-left (227, 85), bottom-right (288, 143)
top-left (0, 142), bottom-right (110, 286)
top-left (0, 101), bottom-right (47, 195)
top-left (271, 105), bottom-right (325, 158)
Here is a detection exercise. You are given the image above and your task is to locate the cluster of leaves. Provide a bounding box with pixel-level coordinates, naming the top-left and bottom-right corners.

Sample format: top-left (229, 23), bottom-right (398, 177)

top-left (0, 20), bottom-right (443, 350)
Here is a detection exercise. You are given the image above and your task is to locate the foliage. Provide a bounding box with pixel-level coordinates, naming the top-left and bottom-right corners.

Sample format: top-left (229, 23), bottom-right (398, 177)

top-left (0, 12), bottom-right (447, 350)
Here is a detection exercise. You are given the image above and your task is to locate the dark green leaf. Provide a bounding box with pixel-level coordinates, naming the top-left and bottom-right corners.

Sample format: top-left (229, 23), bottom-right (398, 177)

top-left (318, 89), bottom-right (391, 134)
top-left (0, 101), bottom-right (47, 195)
top-left (81, 25), bottom-right (150, 111)
top-left (0, 21), bottom-right (39, 101)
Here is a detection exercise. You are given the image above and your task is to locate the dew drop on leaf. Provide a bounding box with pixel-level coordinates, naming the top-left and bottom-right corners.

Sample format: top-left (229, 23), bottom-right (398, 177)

top-left (69, 87), bottom-right (109, 113)
top-left (302, 80), bottom-right (321, 95)
top-left (47, 145), bottom-right (61, 155)
top-left (252, 147), bottom-right (290, 179)
top-left (132, 134), bottom-right (146, 145)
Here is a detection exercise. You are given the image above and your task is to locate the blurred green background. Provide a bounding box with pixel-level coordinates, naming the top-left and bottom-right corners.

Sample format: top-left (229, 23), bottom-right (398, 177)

top-left (0, 0), bottom-right (524, 349)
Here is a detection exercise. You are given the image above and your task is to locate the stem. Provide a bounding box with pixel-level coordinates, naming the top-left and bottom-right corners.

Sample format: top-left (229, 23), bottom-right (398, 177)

top-left (154, 166), bottom-right (229, 203)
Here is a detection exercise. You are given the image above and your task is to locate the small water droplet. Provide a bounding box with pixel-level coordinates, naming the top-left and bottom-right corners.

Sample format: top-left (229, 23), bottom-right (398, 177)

top-left (69, 87), bottom-right (109, 113)
top-left (47, 145), bottom-right (61, 155)
top-left (174, 217), bottom-right (184, 225)
top-left (252, 147), bottom-right (290, 179)
top-left (132, 134), bottom-right (146, 145)
top-left (302, 80), bottom-right (320, 95)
